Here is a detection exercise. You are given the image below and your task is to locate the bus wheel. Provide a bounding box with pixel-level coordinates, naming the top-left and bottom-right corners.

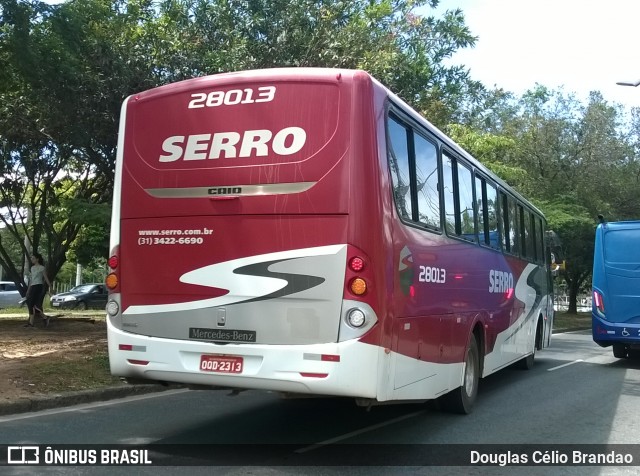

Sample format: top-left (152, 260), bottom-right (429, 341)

top-left (613, 344), bottom-right (628, 359)
top-left (518, 319), bottom-right (541, 370)
top-left (439, 335), bottom-right (479, 415)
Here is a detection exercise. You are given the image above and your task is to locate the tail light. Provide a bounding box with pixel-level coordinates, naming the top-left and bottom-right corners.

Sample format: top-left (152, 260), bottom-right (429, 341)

top-left (593, 290), bottom-right (605, 315)
top-left (347, 252), bottom-right (368, 297)
top-left (106, 246), bottom-right (119, 291)
top-left (339, 247), bottom-right (378, 338)
top-left (349, 256), bottom-right (365, 272)
top-left (106, 248), bottom-right (120, 316)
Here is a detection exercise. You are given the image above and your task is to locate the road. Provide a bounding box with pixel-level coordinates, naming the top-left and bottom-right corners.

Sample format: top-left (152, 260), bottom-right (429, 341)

top-left (1, 330), bottom-right (639, 475)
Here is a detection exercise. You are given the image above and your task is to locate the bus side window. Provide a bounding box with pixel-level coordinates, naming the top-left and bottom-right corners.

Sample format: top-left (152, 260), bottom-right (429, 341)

top-left (442, 153), bottom-right (456, 236)
top-left (486, 182), bottom-right (500, 249)
top-left (536, 217), bottom-right (544, 263)
top-left (414, 134), bottom-right (440, 230)
top-left (525, 210), bottom-right (535, 261)
top-left (457, 162), bottom-right (475, 241)
top-left (387, 117), bottom-right (413, 221)
top-left (475, 176), bottom-right (487, 245)
top-left (509, 197), bottom-right (520, 255)
top-left (500, 192), bottom-right (510, 252)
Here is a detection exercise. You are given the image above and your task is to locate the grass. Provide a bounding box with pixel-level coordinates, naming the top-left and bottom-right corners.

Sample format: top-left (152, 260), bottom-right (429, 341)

top-left (0, 305), bottom-right (105, 317)
top-left (24, 351), bottom-right (122, 393)
top-left (554, 311), bottom-right (591, 331)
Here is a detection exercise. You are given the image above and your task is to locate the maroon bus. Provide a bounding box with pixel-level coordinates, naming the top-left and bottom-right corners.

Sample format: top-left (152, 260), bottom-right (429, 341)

top-left (106, 68), bottom-right (553, 413)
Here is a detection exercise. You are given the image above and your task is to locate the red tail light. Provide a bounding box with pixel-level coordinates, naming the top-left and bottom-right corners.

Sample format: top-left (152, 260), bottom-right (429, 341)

top-left (593, 290), bottom-right (605, 314)
top-left (106, 247), bottom-right (119, 291)
top-left (349, 256), bottom-right (365, 272)
top-left (345, 247), bottom-right (372, 300)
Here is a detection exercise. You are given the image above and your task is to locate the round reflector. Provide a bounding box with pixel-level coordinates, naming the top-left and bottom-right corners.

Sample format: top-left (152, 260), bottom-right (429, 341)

top-left (350, 278), bottom-right (367, 295)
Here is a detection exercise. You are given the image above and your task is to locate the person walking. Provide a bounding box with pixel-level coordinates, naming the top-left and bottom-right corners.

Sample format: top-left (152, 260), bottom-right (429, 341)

top-left (24, 252), bottom-right (52, 328)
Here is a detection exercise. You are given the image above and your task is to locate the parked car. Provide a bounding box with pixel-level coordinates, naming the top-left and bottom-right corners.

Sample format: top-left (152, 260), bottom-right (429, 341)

top-left (0, 281), bottom-right (22, 308)
top-left (50, 283), bottom-right (108, 310)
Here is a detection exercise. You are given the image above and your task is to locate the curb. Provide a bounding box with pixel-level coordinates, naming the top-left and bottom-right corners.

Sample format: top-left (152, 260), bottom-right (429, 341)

top-left (0, 384), bottom-right (180, 417)
top-left (553, 326), bottom-right (590, 334)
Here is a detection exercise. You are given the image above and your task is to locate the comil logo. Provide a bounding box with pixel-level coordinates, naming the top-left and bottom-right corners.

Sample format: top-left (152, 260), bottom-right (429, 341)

top-left (8, 446), bottom-right (39, 464)
top-left (398, 246), bottom-right (414, 296)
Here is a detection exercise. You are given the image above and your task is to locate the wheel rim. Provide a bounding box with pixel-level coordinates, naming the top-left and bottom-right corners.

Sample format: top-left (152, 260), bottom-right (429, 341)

top-left (464, 347), bottom-right (476, 396)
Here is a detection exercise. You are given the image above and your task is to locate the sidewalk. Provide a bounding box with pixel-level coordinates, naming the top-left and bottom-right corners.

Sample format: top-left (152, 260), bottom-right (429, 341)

top-left (0, 383), bottom-right (178, 417)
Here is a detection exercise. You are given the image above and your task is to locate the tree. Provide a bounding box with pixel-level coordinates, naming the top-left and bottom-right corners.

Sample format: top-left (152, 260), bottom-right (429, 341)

top-left (1, 0), bottom-right (483, 290)
top-left (165, 0), bottom-right (483, 128)
top-left (452, 84), bottom-right (639, 312)
top-left (445, 123), bottom-right (529, 188)
top-left (540, 199), bottom-right (595, 314)
top-left (0, 0), bottom-right (141, 289)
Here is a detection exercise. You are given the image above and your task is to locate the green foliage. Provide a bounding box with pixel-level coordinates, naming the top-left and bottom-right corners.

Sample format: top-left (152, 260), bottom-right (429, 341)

top-left (446, 123), bottom-right (529, 188)
top-left (538, 198), bottom-right (596, 313)
top-left (2, 0), bottom-right (636, 318)
top-left (1, 0), bottom-right (482, 286)
top-left (454, 82), bottom-right (640, 312)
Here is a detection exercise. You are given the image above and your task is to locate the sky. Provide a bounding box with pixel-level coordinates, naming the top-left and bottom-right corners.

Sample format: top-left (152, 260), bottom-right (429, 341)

top-left (430, 0), bottom-right (640, 108)
top-left (42, 0), bottom-right (640, 109)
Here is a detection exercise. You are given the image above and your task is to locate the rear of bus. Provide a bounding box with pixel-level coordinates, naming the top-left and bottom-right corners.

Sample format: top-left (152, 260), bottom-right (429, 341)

top-left (592, 221), bottom-right (640, 358)
top-left (106, 69), bottom-right (387, 398)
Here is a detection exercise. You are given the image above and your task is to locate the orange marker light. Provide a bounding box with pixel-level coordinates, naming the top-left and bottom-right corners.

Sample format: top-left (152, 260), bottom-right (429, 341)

top-left (350, 278), bottom-right (367, 295)
top-left (105, 273), bottom-right (118, 290)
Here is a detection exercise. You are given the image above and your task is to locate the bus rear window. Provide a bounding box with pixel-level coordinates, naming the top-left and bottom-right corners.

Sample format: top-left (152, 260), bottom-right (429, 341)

top-left (605, 229), bottom-right (640, 263)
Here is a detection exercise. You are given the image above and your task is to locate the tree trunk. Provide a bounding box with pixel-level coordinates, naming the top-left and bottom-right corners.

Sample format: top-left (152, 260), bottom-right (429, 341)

top-left (567, 280), bottom-right (579, 314)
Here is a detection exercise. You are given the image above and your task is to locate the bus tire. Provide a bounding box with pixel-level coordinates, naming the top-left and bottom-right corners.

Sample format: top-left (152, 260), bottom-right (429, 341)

top-left (439, 335), bottom-right (480, 415)
top-left (613, 344), bottom-right (627, 359)
top-left (518, 347), bottom-right (535, 370)
top-left (517, 318), bottom-right (541, 370)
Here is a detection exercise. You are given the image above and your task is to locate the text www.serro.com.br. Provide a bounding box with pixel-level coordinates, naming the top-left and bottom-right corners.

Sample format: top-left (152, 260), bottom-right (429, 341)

top-left (138, 228), bottom-right (213, 236)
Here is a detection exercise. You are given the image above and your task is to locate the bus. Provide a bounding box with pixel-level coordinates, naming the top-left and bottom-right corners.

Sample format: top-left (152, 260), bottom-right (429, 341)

top-left (105, 68), bottom-right (554, 414)
top-left (592, 220), bottom-right (640, 358)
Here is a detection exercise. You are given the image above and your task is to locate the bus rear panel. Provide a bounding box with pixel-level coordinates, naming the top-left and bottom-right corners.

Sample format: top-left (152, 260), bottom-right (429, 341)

top-left (592, 221), bottom-right (640, 358)
top-left (108, 69), bottom-right (385, 398)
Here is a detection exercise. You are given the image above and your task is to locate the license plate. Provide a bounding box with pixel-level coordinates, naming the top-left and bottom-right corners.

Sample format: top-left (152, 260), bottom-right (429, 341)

top-left (52, 302), bottom-right (60, 307)
top-left (200, 355), bottom-right (243, 374)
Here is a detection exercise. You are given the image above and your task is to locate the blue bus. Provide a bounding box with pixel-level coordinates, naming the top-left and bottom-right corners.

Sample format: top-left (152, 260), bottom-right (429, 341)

top-left (592, 220), bottom-right (640, 358)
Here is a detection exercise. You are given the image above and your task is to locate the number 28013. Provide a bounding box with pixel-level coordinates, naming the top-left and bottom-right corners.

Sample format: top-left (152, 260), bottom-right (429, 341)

top-left (188, 86), bottom-right (276, 109)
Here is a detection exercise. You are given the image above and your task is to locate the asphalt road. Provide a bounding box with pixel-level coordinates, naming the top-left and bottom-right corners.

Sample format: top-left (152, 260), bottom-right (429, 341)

top-left (1, 330), bottom-right (639, 475)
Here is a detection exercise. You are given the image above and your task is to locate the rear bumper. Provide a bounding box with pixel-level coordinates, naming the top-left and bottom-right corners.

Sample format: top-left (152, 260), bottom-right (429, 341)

top-left (592, 314), bottom-right (640, 347)
top-left (107, 316), bottom-right (380, 398)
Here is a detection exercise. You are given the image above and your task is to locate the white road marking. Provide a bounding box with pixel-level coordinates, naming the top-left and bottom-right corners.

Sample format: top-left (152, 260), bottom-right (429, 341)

top-left (547, 359), bottom-right (584, 371)
top-left (295, 410), bottom-right (424, 453)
